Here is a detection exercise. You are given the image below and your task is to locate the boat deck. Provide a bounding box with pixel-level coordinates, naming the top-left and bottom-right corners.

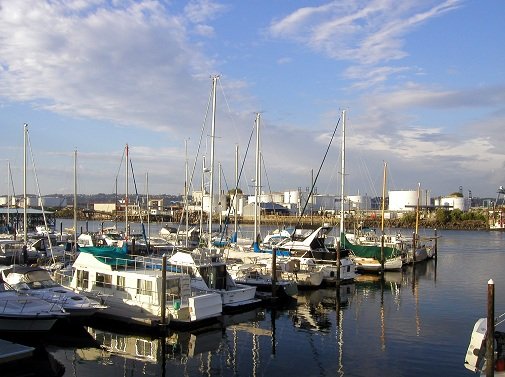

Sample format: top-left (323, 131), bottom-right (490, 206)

top-left (0, 339), bottom-right (34, 364)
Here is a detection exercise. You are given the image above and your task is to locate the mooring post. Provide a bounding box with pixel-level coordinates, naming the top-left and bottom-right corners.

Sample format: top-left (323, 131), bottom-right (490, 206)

top-left (486, 278), bottom-right (495, 377)
top-left (412, 231), bottom-right (416, 263)
top-left (336, 240), bottom-right (341, 285)
top-left (434, 228), bottom-right (438, 258)
top-left (161, 254), bottom-right (167, 325)
top-left (271, 247), bottom-right (277, 299)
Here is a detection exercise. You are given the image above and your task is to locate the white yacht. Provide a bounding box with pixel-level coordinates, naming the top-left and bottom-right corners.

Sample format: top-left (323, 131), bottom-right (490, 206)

top-left (168, 249), bottom-right (259, 311)
top-left (63, 247), bottom-right (223, 331)
top-left (1, 265), bottom-right (106, 317)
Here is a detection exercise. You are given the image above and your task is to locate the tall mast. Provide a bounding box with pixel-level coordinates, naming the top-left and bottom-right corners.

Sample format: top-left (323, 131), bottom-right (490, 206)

top-left (125, 143), bottom-right (129, 238)
top-left (73, 149), bottom-right (78, 251)
top-left (234, 144), bottom-right (239, 236)
top-left (207, 75), bottom-right (218, 249)
top-left (254, 113), bottom-right (260, 243)
top-left (218, 161), bottom-right (222, 231)
top-left (23, 123), bottom-right (28, 245)
top-left (146, 172), bottom-right (150, 242)
top-left (184, 140), bottom-right (189, 248)
top-left (415, 182), bottom-right (421, 236)
top-left (339, 110), bottom-right (346, 246)
top-left (6, 161), bottom-right (10, 230)
top-left (380, 162), bottom-right (387, 235)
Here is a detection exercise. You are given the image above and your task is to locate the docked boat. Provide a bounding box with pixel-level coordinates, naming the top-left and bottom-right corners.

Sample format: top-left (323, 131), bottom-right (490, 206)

top-left (0, 239), bottom-right (45, 265)
top-left (465, 317), bottom-right (505, 375)
top-left (64, 247), bottom-right (223, 331)
top-left (168, 249), bottom-right (259, 311)
top-left (0, 265), bottom-right (106, 317)
top-left (227, 261), bottom-right (298, 300)
top-left (342, 233), bottom-right (404, 272)
top-left (251, 225), bottom-right (357, 285)
top-left (0, 280), bottom-right (68, 332)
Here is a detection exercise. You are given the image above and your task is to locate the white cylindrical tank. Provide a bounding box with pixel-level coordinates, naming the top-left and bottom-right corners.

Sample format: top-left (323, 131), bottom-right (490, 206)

top-left (388, 190), bottom-right (430, 211)
top-left (284, 190), bottom-right (300, 204)
top-left (435, 196), bottom-right (468, 211)
top-left (347, 195), bottom-right (371, 210)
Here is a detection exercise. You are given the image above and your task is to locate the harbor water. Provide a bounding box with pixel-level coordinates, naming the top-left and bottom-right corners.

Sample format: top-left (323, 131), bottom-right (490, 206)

top-left (8, 222), bottom-right (505, 376)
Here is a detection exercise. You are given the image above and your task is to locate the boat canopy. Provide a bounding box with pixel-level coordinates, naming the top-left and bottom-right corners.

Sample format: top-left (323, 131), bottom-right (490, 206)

top-left (79, 246), bottom-right (132, 266)
top-left (341, 233), bottom-right (398, 260)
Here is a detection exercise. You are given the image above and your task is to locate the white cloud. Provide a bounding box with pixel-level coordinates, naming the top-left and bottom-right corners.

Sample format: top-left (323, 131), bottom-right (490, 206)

top-left (0, 1), bottom-right (214, 136)
top-left (268, 0), bottom-right (462, 85)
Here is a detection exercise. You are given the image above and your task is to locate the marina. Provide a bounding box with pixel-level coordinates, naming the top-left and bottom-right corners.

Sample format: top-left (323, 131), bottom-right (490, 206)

top-left (0, 222), bottom-right (503, 376)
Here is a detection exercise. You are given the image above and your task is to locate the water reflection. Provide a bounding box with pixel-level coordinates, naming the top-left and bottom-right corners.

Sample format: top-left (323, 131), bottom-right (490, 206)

top-left (46, 259), bottom-right (441, 376)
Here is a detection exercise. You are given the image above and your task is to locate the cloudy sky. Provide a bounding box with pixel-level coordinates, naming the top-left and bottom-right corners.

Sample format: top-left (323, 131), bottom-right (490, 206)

top-left (0, 0), bottom-right (504, 200)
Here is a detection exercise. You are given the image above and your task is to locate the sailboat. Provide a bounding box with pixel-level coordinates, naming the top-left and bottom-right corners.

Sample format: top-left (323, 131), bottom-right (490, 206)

top-left (169, 75), bottom-right (258, 311)
top-left (340, 122), bottom-right (403, 272)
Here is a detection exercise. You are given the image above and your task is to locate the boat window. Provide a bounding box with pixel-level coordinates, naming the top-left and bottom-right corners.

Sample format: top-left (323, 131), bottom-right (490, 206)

top-left (137, 279), bottom-right (153, 296)
top-left (200, 265), bottom-right (227, 290)
top-left (135, 339), bottom-right (154, 359)
top-left (96, 273), bottom-right (112, 288)
top-left (115, 336), bottom-right (127, 353)
top-left (77, 270), bottom-right (89, 289)
top-left (116, 276), bottom-right (126, 291)
top-left (167, 279), bottom-right (180, 297)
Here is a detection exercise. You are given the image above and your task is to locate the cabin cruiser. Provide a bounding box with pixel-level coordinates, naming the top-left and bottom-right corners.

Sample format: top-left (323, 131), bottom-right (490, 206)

top-left (0, 279), bottom-right (68, 332)
top-left (168, 248), bottom-right (259, 311)
top-left (0, 265), bottom-right (105, 317)
top-left (64, 247), bottom-right (223, 330)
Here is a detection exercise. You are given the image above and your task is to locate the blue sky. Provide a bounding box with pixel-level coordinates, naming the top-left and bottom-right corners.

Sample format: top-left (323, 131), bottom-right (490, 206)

top-left (0, 0), bottom-right (504, 200)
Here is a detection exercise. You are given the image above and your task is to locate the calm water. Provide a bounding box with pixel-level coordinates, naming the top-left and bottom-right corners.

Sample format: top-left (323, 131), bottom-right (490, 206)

top-left (14, 223), bottom-right (505, 376)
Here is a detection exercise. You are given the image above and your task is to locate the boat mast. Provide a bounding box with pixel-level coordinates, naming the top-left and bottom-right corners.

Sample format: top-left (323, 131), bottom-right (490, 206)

top-left (146, 172), bottom-right (150, 242)
top-left (254, 113), bottom-right (260, 243)
top-left (234, 144), bottom-right (239, 237)
top-left (380, 161), bottom-right (387, 272)
top-left (184, 140), bottom-right (189, 248)
top-left (415, 182), bottom-right (421, 237)
top-left (125, 143), bottom-right (129, 239)
top-left (73, 149), bottom-right (78, 251)
top-left (218, 161), bottom-right (222, 232)
top-left (207, 75), bottom-right (218, 249)
top-left (339, 110), bottom-right (346, 246)
top-left (6, 161), bottom-right (10, 231)
top-left (23, 123), bottom-right (28, 245)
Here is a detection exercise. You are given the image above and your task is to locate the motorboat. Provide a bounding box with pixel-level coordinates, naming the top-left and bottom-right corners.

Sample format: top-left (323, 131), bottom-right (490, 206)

top-left (0, 265), bottom-right (106, 317)
top-left (465, 317), bottom-right (505, 375)
top-left (0, 280), bottom-right (68, 332)
top-left (168, 249), bottom-right (259, 311)
top-left (227, 261), bottom-right (298, 300)
top-left (65, 247), bottom-right (223, 330)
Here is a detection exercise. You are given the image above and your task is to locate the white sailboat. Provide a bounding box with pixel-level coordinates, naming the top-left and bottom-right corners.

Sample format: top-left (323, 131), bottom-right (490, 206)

top-left (171, 75), bottom-right (258, 311)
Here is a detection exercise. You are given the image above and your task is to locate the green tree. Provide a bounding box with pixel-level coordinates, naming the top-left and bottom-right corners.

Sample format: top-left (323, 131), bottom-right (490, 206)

top-left (435, 209), bottom-right (450, 224)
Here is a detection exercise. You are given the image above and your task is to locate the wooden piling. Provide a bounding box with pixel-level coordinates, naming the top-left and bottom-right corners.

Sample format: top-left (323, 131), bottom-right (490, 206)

top-left (161, 254), bottom-right (167, 325)
top-left (486, 278), bottom-right (495, 377)
top-left (336, 241), bottom-right (341, 285)
top-left (271, 247), bottom-right (277, 299)
top-left (412, 232), bottom-right (416, 263)
top-left (434, 228), bottom-right (438, 258)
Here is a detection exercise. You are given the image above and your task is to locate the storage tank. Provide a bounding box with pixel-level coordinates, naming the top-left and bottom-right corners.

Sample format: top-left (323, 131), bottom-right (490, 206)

top-left (347, 195), bottom-right (372, 210)
top-left (388, 190), bottom-right (430, 211)
top-left (435, 196), bottom-right (469, 211)
top-left (284, 190), bottom-right (301, 204)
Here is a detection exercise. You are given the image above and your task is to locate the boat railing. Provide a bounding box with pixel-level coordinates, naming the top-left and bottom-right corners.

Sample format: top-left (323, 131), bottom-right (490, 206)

top-left (0, 294), bottom-right (63, 314)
